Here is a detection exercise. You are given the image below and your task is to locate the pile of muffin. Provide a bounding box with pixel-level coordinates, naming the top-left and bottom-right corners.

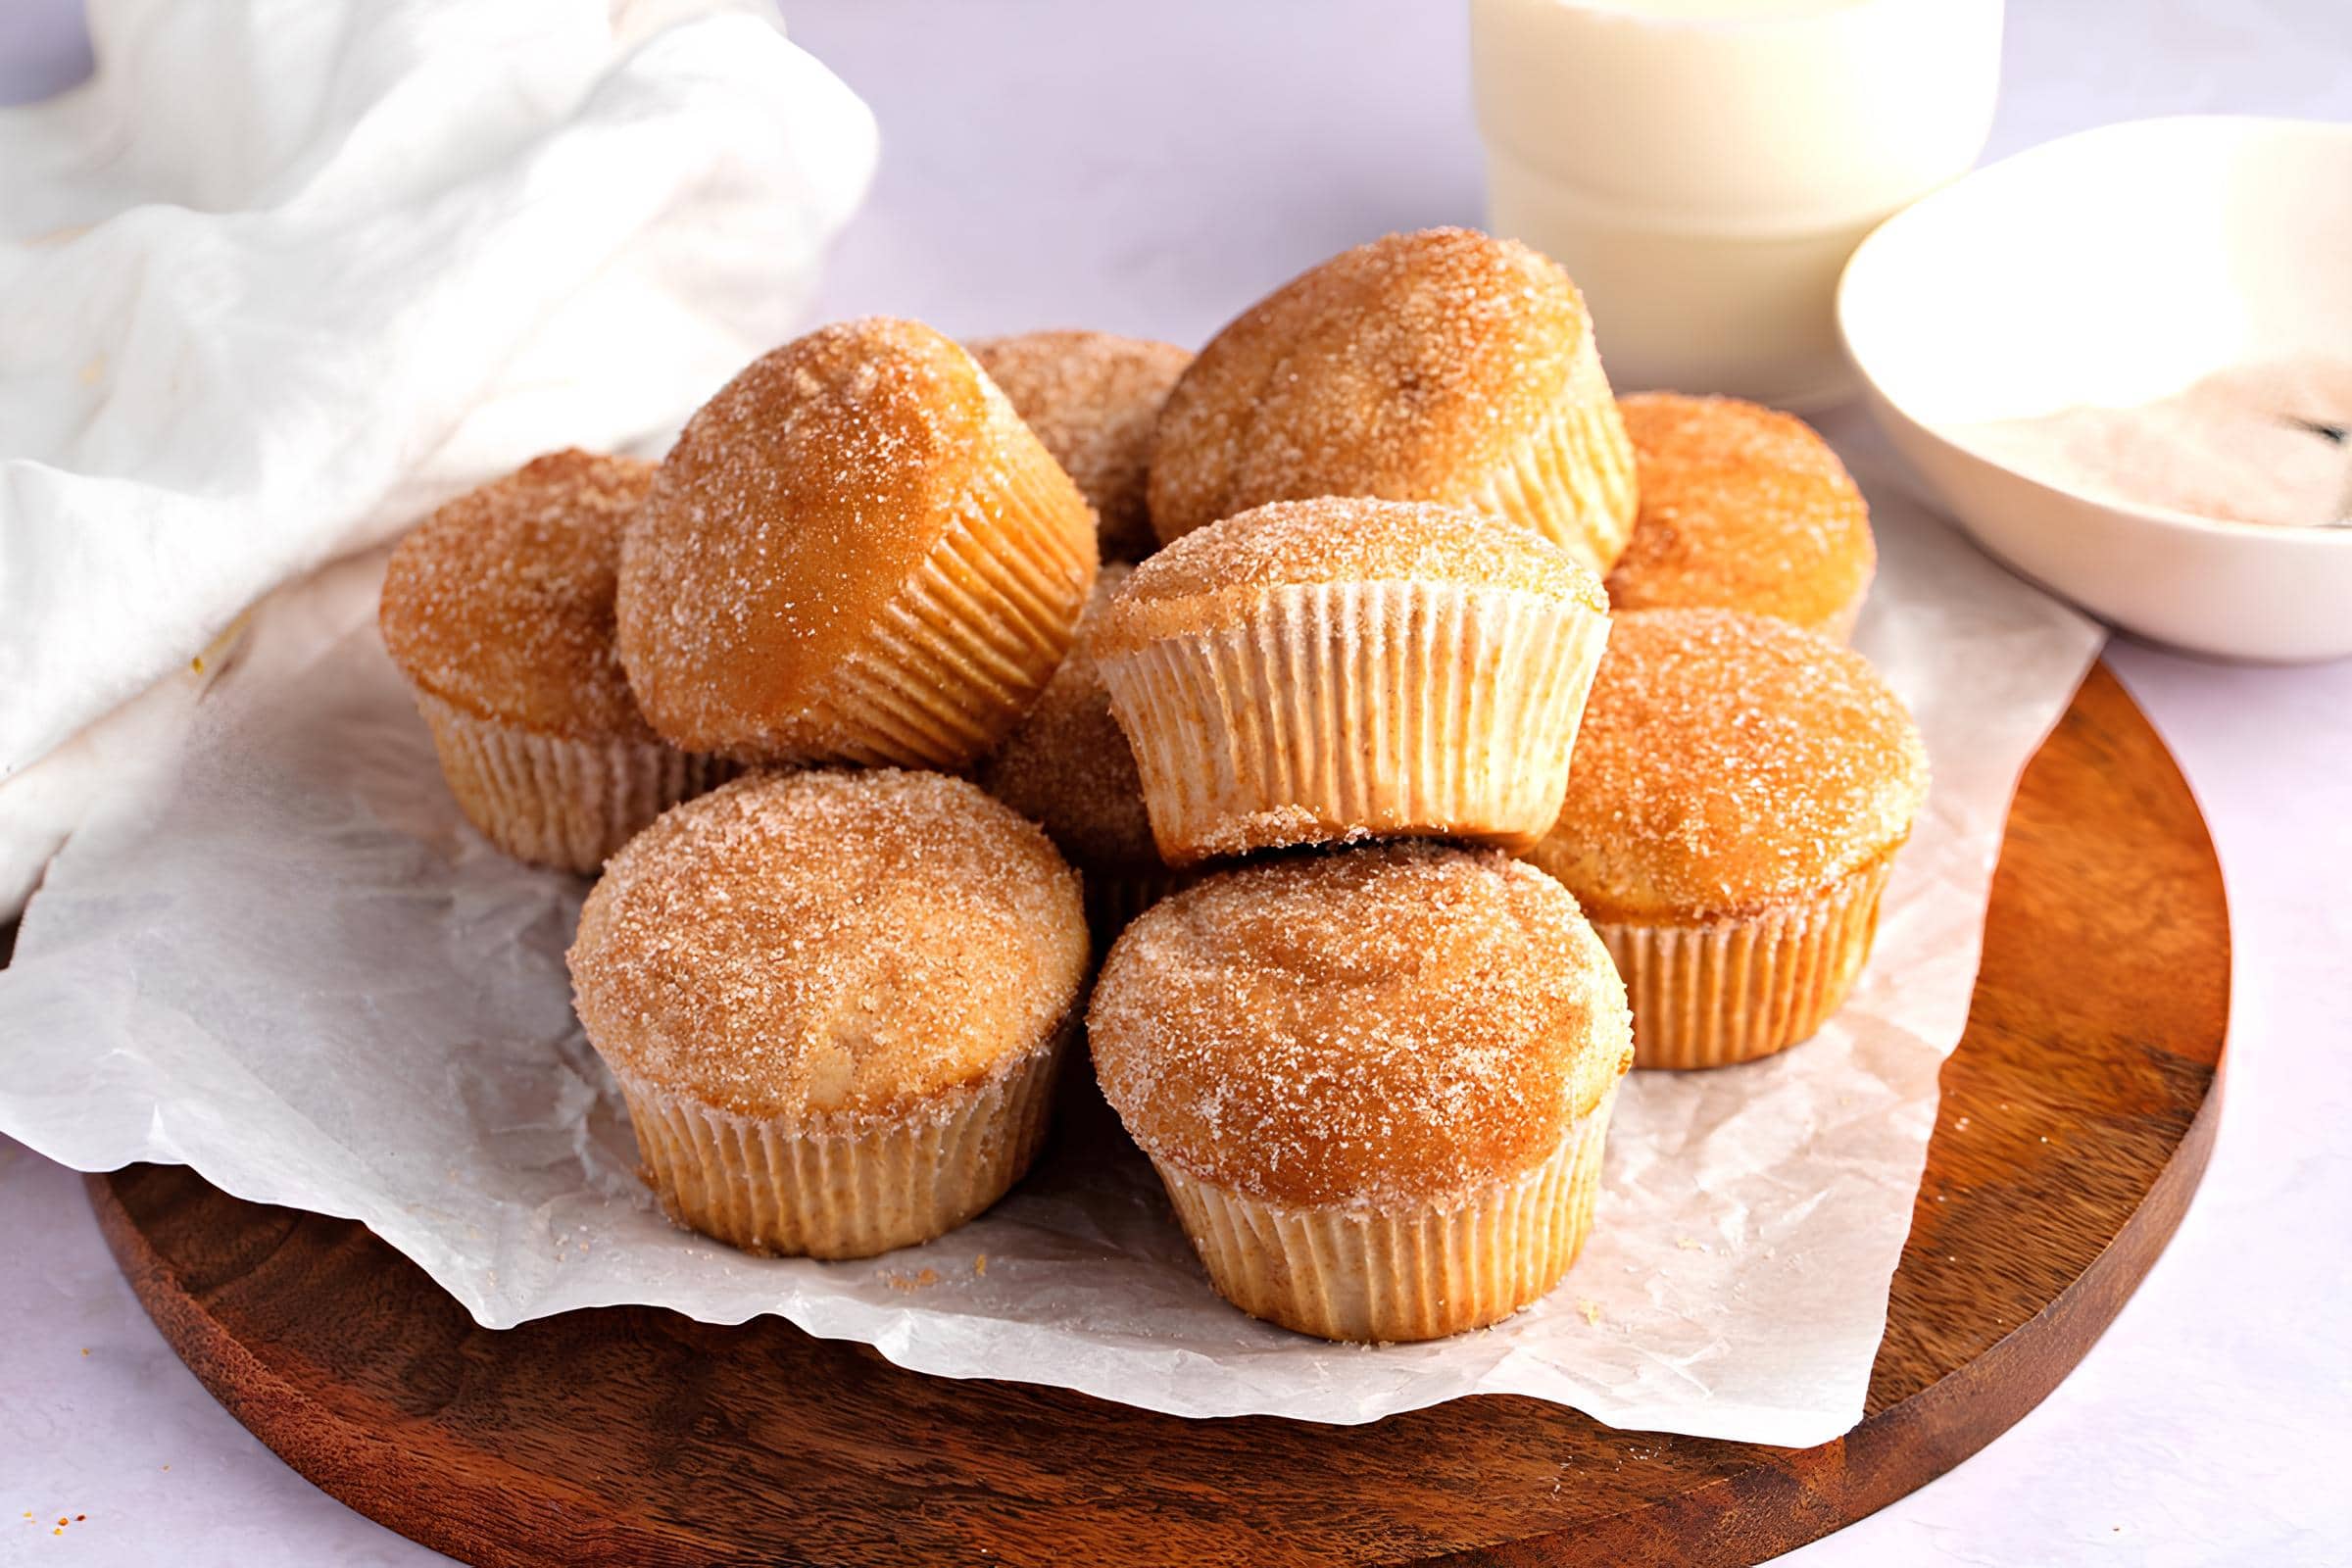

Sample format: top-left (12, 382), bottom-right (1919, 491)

top-left (378, 227), bottom-right (1925, 1345)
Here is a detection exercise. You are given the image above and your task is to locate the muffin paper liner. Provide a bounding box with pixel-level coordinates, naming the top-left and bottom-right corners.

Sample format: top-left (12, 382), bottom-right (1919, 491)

top-left (785, 428), bottom-right (1097, 768)
top-left (1469, 338), bottom-right (1639, 577)
top-left (612, 1022), bottom-right (1070, 1260)
top-left (1596, 856), bottom-right (1897, 1070)
top-left (416, 693), bottom-right (729, 873)
top-left (1103, 582), bottom-right (1610, 864)
top-left (1150, 1086), bottom-right (1617, 1343)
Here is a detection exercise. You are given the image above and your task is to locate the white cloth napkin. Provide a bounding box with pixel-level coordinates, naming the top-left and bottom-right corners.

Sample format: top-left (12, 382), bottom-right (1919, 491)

top-left (0, 0), bottom-right (877, 914)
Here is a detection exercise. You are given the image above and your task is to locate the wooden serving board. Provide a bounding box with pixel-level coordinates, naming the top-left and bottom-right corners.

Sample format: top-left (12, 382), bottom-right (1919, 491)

top-left (86, 662), bottom-right (2227, 1568)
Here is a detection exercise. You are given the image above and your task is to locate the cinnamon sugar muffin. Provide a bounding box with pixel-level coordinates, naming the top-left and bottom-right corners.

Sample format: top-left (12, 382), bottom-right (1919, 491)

top-left (567, 769), bottom-right (1088, 1258)
top-left (1148, 227), bottom-right (1637, 574)
top-left (616, 318), bottom-right (1099, 769)
top-left (976, 564), bottom-right (1187, 938)
top-left (1606, 394), bottom-right (1877, 640)
top-left (1526, 610), bottom-right (1928, 1068)
top-left (378, 450), bottom-right (729, 873)
top-left (1093, 497), bottom-right (1611, 864)
top-left (968, 331), bottom-right (1192, 562)
top-left (1090, 844), bottom-right (1633, 1342)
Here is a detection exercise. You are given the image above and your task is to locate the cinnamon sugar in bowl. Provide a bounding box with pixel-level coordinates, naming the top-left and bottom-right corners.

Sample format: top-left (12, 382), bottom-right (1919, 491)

top-left (568, 769), bottom-right (1088, 1258)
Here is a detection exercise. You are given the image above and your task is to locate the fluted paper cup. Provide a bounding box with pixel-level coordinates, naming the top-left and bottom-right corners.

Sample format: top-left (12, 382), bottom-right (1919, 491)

top-left (1103, 581), bottom-right (1610, 865)
top-left (1596, 856), bottom-right (1895, 1069)
top-left (1149, 1084), bottom-right (1617, 1343)
top-left (417, 693), bottom-right (731, 874)
top-left (614, 1020), bottom-right (1071, 1260)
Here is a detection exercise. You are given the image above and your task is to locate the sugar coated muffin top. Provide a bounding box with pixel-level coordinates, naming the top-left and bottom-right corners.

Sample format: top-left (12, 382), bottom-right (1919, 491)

top-left (1093, 496), bottom-right (1605, 656)
top-left (1089, 843), bottom-right (1632, 1208)
top-left (1148, 227), bottom-right (1598, 544)
top-left (569, 769), bottom-right (1088, 1127)
top-left (379, 449), bottom-right (657, 740)
top-left (1528, 609), bottom-right (1928, 921)
top-left (1605, 393), bottom-right (1875, 634)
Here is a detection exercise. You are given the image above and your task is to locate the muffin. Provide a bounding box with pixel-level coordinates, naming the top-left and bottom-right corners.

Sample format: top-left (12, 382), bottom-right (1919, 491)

top-left (616, 318), bottom-right (1100, 769)
top-left (567, 769), bottom-right (1088, 1257)
top-left (1093, 497), bottom-right (1611, 865)
top-left (1090, 844), bottom-right (1633, 1342)
top-left (378, 449), bottom-right (730, 873)
top-left (968, 330), bottom-right (1192, 563)
top-left (975, 564), bottom-right (1188, 939)
top-left (1526, 610), bottom-right (1928, 1069)
top-left (1148, 227), bottom-right (1638, 575)
top-left (1606, 394), bottom-right (1877, 640)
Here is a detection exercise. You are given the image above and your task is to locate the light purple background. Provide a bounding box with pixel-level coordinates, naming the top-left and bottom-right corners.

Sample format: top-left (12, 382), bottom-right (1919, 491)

top-left (4, 2), bottom-right (2348, 1563)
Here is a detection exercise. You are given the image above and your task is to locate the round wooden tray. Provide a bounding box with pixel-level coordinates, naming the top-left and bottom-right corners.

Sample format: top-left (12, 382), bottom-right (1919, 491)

top-left (87, 663), bottom-right (2227, 1568)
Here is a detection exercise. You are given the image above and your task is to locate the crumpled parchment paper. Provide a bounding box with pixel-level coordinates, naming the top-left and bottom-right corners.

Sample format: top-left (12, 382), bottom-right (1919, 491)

top-left (0, 453), bottom-right (2102, 1445)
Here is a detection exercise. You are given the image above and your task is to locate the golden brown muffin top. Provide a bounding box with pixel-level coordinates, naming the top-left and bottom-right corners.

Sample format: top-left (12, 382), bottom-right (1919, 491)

top-left (1528, 609), bottom-right (1928, 922)
top-left (968, 331), bottom-right (1191, 563)
top-left (1089, 844), bottom-right (1632, 1208)
top-left (1092, 496), bottom-right (1604, 656)
top-left (615, 317), bottom-right (1087, 754)
top-left (1147, 227), bottom-right (1595, 544)
top-left (378, 450), bottom-right (657, 741)
top-left (1605, 394), bottom-right (1876, 633)
top-left (975, 564), bottom-right (1158, 870)
top-left (569, 769), bottom-right (1087, 1127)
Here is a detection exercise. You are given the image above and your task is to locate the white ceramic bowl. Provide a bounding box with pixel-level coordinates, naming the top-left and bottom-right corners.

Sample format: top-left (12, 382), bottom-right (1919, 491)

top-left (1838, 116), bottom-right (2352, 662)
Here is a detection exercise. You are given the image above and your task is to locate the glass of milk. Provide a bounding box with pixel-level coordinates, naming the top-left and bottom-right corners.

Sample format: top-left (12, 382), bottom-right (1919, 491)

top-left (1470, 0), bottom-right (2003, 408)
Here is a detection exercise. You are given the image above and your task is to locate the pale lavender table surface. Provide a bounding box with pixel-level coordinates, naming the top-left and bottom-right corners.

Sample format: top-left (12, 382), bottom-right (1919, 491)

top-left (4, 3), bottom-right (2348, 1564)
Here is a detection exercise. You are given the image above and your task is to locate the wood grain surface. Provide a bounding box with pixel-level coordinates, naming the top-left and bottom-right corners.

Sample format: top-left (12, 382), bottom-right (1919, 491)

top-left (86, 662), bottom-right (2228, 1568)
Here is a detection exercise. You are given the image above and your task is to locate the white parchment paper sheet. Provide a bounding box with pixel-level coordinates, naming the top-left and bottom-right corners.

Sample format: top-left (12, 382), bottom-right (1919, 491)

top-left (0, 462), bottom-right (2099, 1446)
